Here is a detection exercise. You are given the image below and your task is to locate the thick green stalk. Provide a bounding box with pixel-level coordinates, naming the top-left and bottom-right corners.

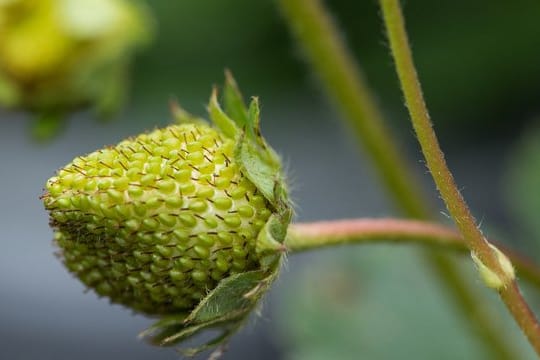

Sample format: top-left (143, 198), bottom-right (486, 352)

top-left (379, 0), bottom-right (540, 355)
top-left (277, 0), bottom-right (518, 358)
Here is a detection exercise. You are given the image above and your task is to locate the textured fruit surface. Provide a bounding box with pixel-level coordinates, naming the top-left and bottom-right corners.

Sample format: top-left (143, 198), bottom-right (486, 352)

top-left (43, 123), bottom-right (272, 315)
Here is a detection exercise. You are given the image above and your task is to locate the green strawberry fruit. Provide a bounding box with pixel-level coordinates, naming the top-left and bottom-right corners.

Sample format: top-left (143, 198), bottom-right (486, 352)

top-left (42, 75), bottom-right (291, 355)
top-left (45, 122), bottom-right (273, 314)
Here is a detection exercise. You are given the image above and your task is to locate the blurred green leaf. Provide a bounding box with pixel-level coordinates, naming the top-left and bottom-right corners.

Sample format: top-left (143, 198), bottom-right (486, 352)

top-left (275, 247), bottom-right (536, 359)
top-left (504, 122), bottom-right (540, 250)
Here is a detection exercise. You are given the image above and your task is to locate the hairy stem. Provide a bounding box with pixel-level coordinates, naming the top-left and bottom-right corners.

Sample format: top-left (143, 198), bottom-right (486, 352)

top-left (277, 0), bottom-right (517, 357)
top-left (287, 219), bottom-right (540, 289)
top-left (277, 0), bottom-right (426, 217)
top-left (379, 0), bottom-right (540, 354)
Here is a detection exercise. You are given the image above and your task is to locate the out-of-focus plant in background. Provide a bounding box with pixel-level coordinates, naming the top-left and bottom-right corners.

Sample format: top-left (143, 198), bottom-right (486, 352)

top-left (0, 0), bottom-right (151, 139)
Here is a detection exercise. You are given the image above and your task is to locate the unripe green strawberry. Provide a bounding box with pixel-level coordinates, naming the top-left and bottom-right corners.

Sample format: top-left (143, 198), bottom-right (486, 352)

top-left (44, 123), bottom-right (273, 314)
top-left (42, 76), bottom-right (291, 354)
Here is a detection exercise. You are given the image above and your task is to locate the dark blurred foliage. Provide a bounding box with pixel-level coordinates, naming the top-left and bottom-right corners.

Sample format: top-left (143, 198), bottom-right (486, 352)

top-left (131, 0), bottom-right (540, 142)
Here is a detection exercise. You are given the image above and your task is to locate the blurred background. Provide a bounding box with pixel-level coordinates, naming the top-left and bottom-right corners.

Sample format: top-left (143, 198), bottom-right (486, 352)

top-left (2, 0), bottom-right (540, 359)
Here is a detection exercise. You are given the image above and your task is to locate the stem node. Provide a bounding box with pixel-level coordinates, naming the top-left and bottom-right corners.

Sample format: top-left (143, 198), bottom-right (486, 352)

top-left (471, 244), bottom-right (515, 290)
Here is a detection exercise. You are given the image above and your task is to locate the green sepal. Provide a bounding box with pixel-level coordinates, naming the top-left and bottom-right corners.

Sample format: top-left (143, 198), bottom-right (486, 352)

top-left (208, 72), bottom-right (290, 211)
top-left (170, 100), bottom-right (207, 125)
top-left (257, 179), bottom-right (293, 269)
top-left (233, 96), bottom-right (285, 208)
top-left (141, 267), bottom-right (281, 356)
top-left (208, 87), bottom-right (238, 139)
top-left (211, 72), bottom-right (293, 265)
top-left (257, 214), bottom-right (287, 270)
top-left (234, 131), bottom-right (278, 203)
top-left (139, 313), bottom-right (188, 344)
top-left (180, 328), bottom-right (238, 357)
top-left (223, 69), bottom-right (249, 127)
top-left (248, 97), bottom-right (282, 167)
top-left (185, 270), bottom-right (265, 324)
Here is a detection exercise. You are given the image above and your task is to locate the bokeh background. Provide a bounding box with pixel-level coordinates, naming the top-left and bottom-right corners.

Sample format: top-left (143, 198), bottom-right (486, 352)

top-left (2, 0), bottom-right (540, 359)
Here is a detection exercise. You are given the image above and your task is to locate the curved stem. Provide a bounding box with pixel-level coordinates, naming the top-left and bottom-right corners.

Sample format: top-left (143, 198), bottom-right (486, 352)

top-left (379, 0), bottom-right (540, 354)
top-left (277, 0), bottom-right (518, 358)
top-left (287, 219), bottom-right (540, 289)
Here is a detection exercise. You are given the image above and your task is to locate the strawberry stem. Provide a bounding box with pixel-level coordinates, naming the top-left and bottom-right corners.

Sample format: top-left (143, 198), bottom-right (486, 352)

top-left (277, 0), bottom-right (518, 357)
top-left (379, 0), bottom-right (540, 354)
top-left (277, 0), bottom-right (428, 217)
top-left (287, 218), bottom-right (540, 290)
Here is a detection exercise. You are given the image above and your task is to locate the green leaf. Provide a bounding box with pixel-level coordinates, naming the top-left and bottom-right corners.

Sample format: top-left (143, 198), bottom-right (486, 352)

top-left (504, 122), bottom-right (540, 248)
top-left (276, 247), bottom-right (535, 360)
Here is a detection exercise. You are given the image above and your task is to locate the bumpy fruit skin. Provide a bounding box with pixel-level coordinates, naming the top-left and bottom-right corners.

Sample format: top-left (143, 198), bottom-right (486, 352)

top-left (44, 123), bottom-right (273, 315)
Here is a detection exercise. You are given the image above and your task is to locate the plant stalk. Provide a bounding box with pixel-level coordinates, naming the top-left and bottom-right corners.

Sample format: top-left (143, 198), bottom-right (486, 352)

top-left (277, 0), bottom-right (518, 357)
top-left (278, 0), bottom-right (426, 217)
top-left (379, 0), bottom-right (540, 354)
top-left (287, 219), bottom-right (540, 289)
